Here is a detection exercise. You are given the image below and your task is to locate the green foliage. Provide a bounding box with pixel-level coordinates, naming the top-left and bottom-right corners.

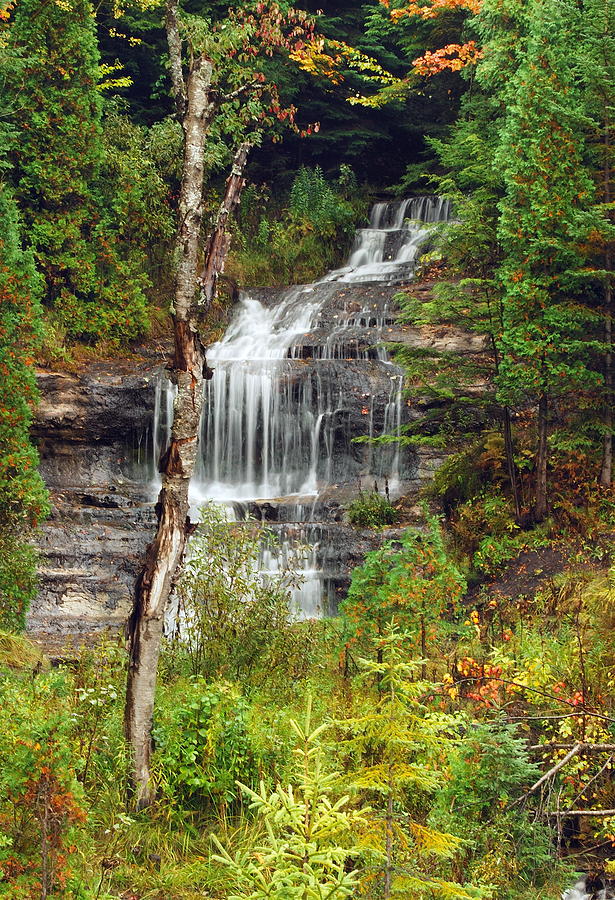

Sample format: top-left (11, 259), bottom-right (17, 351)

top-left (494, 0), bottom-right (603, 410)
top-left (289, 166), bottom-right (355, 233)
top-left (341, 513), bottom-right (467, 654)
top-left (211, 698), bottom-right (365, 899)
top-left (155, 679), bottom-right (289, 813)
top-left (229, 167), bottom-right (364, 286)
top-left (428, 435), bottom-right (506, 511)
top-left (337, 625), bottom-right (485, 899)
top-left (0, 183), bottom-right (49, 630)
top-left (346, 490), bottom-right (399, 528)
top-left (7, 0), bottom-right (151, 343)
top-left (98, 104), bottom-right (176, 296)
top-left (173, 504), bottom-right (297, 680)
top-left (429, 721), bottom-right (556, 899)
top-left (0, 672), bottom-right (88, 898)
top-left (451, 491), bottom-right (551, 574)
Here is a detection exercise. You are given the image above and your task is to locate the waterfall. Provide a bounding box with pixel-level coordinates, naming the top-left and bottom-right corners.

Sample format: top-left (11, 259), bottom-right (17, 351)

top-left (149, 197), bottom-right (451, 616)
top-left (323, 195), bottom-right (451, 284)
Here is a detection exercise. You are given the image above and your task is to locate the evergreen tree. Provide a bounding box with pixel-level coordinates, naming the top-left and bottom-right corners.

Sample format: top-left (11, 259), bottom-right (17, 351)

top-left (341, 515), bottom-right (466, 673)
top-left (0, 182), bottom-right (49, 629)
top-left (494, 0), bottom-right (602, 521)
top-left (7, 0), bottom-right (149, 342)
top-left (336, 625), bottom-right (484, 899)
top-left (575, 0), bottom-right (615, 484)
top-left (212, 698), bottom-right (364, 899)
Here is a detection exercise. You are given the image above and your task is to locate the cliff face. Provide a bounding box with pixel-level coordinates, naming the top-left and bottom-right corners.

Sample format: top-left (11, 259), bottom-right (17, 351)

top-left (30, 281), bottom-right (489, 636)
top-left (31, 368), bottom-right (159, 635)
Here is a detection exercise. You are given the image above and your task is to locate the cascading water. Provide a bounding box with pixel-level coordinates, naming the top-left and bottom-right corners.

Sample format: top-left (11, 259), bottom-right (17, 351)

top-left (150, 197), bottom-right (451, 616)
top-left (324, 195), bottom-right (450, 284)
top-left (563, 878), bottom-right (615, 900)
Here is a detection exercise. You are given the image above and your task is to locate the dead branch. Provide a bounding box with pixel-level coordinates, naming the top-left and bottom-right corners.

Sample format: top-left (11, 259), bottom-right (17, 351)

top-left (512, 743), bottom-right (583, 805)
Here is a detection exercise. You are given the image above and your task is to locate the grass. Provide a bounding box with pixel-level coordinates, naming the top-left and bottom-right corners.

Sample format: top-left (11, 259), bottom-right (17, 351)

top-left (0, 630), bottom-right (47, 670)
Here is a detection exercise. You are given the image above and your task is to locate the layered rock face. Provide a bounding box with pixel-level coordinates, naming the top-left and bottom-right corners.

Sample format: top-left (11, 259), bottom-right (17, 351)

top-left (30, 198), bottom-right (488, 633)
top-left (31, 368), bottom-right (159, 634)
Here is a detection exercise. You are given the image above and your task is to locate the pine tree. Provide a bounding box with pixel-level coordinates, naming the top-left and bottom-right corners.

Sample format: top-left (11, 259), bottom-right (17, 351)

top-left (336, 625), bottom-right (485, 899)
top-left (0, 182), bottom-right (49, 629)
top-left (494, 0), bottom-right (601, 521)
top-left (575, 0), bottom-right (615, 485)
top-left (341, 514), bottom-right (466, 672)
top-left (212, 698), bottom-right (364, 900)
top-left (7, 0), bottom-right (149, 342)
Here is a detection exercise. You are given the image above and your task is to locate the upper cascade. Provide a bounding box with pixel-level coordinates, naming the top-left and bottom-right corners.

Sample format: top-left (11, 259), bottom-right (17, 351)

top-left (148, 196), bottom-right (450, 615)
top-left (323, 195), bottom-right (451, 284)
top-left (186, 196), bottom-right (446, 503)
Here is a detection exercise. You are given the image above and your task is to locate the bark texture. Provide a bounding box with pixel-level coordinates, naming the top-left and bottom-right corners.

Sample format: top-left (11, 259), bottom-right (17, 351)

top-left (532, 392), bottom-right (549, 523)
top-left (600, 111), bottom-right (613, 486)
top-left (124, 39), bottom-right (212, 808)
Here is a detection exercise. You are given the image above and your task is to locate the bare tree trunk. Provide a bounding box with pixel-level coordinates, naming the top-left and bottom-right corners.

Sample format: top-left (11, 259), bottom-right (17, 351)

top-left (600, 109), bottom-right (613, 485)
top-left (123, 3), bottom-right (251, 800)
top-left (503, 406), bottom-right (522, 522)
top-left (601, 292), bottom-right (613, 486)
top-left (490, 332), bottom-right (522, 522)
top-left (124, 45), bottom-right (213, 808)
top-left (384, 788), bottom-right (393, 899)
top-left (199, 142), bottom-right (250, 307)
top-left (532, 393), bottom-right (549, 523)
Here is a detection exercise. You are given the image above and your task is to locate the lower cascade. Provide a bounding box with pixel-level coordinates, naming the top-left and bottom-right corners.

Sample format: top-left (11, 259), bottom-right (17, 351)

top-left (563, 877), bottom-right (615, 899)
top-left (152, 196), bottom-right (450, 615)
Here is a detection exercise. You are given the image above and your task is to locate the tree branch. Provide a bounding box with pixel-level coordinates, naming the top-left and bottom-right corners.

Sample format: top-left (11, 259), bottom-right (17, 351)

top-left (197, 141), bottom-right (251, 309)
top-left (213, 81), bottom-right (262, 106)
top-left (547, 809), bottom-right (615, 818)
top-left (529, 743), bottom-right (615, 752)
top-left (512, 743), bottom-right (583, 806)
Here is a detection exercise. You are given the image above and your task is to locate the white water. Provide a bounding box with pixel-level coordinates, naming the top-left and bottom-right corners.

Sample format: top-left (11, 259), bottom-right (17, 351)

top-left (150, 197), bottom-right (451, 616)
top-left (563, 880), bottom-right (615, 900)
top-left (323, 196), bottom-right (450, 284)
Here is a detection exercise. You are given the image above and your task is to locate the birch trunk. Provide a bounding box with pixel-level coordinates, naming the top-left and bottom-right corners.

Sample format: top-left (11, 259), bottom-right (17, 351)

top-left (123, 6), bottom-right (251, 798)
top-left (124, 46), bottom-right (213, 808)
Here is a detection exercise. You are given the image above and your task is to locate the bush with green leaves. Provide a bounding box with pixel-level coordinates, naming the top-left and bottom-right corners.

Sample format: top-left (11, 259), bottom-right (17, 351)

top-left (289, 166), bottom-right (355, 234)
top-left (346, 490), bottom-right (399, 528)
top-left (172, 504), bottom-right (301, 680)
top-left (336, 625), bottom-right (486, 900)
top-left (154, 679), bottom-right (290, 815)
top-left (0, 672), bottom-right (88, 898)
top-left (228, 167), bottom-right (364, 287)
top-left (7, 0), bottom-right (151, 344)
top-left (451, 492), bottom-right (551, 576)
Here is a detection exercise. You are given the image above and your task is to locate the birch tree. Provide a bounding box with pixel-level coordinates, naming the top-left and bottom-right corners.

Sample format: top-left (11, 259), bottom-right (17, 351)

top-left (124, 0), bottom-right (319, 809)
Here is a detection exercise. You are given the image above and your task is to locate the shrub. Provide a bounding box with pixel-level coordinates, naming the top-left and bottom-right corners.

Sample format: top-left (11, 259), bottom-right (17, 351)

top-left (346, 490), bottom-right (399, 528)
top-left (172, 504), bottom-right (296, 680)
top-left (0, 674), bottom-right (88, 898)
top-left (341, 513), bottom-right (467, 659)
top-left (154, 679), bottom-right (291, 814)
top-left (429, 721), bottom-right (557, 898)
top-left (452, 492), bottom-right (551, 575)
